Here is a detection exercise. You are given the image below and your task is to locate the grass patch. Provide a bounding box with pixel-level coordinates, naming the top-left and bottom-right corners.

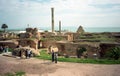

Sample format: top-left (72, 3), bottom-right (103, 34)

top-left (58, 58), bottom-right (120, 64)
top-left (79, 33), bottom-right (116, 42)
top-left (4, 71), bottom-right (25, 76)
top-left (35, 50), bottom-right (120, 64)
top-left (35, 50), bottom-right (51, 60)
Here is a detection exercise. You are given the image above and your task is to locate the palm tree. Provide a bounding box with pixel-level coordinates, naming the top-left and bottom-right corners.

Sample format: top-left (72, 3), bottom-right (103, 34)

top-left (1, 24), bottom-right (8, 32)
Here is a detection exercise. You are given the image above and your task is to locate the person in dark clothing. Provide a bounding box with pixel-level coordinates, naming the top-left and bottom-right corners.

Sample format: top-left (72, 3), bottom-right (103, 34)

top-left (25, 49), bottom-right (28, 59)
top-left (0, 46), bottom-right (3, 53)
top-left (51, 50), bottom-right (55, 62)
top-left (19, 50), bottom-right (22, 58)
top-left (2, 46), bottom-right (5, 53)
top-left (54, 52), bottom-right (58, 63)
top-left (28, 49), bottom-right (31, 58)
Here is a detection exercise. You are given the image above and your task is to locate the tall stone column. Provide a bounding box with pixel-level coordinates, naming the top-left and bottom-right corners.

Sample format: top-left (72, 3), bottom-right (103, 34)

top-left (59, 21), bottom-right (61, 34)
top-left (51, 8), bottom-right (54, 32)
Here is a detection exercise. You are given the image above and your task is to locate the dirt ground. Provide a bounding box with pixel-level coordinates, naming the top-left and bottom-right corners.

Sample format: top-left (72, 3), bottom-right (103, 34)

top-left (0, 55), bottom-right (120, 76)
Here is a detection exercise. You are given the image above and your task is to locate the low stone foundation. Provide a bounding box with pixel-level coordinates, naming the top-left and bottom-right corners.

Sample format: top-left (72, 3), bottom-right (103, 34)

top-left (0, 40), bottom-right (18, 48)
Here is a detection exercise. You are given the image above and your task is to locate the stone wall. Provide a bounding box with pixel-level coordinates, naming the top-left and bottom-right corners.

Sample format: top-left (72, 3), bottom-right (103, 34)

top-left (73, 33), bottom-right (80, 40)
top-left (0, 33), bottom-right (18, 39)
top-left (64, 33), bottom-right (73, 41)
top-left (43, 40), bottom-right (100, 58)
top-left (56, 42), bottom-right (99, 58)
top-left (42, 41), bottom-right (56, 48)
top-left (19, 33), bottom-right (32, 38)
top-left (0, 40), bottom-right (18, 48)
top-left (18, 39), bottom-right (38, 50)
top-left (99, 42), bottom-right (120, 58)
top-left (42, 40), bottom-right (120, 58)
top-left (19, 28), bottom-right (40, 39)
top-left (13, 47), bottom-right (40, 57)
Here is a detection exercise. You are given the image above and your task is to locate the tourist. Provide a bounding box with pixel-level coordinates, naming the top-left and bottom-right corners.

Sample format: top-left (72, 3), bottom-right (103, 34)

top-left (5, 46), bottom-right (9, 52)
top-left (30, 50), bottom-right (33, 57)
top-left (93, 53), bottom-right (97, 59)
top-left (25, 49), bottom-right (31, 58)
top-left (19, 50), bottom-right (22, 58)
top-left (51, 50), bottom-right (55, 62)
top-left (54, 52), bottom-right (58, 63)
top-left (25, 49), bottom-right (28, 58)
top-left (2, 46), bottom-right (5, 53)
top-left (28, 49), bottom-right (31, 58)
top-left (0, 46), bottom-right (3, 53)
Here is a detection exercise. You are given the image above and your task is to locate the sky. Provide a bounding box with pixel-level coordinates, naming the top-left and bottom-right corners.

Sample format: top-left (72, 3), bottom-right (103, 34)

top-left (0, 0), bottom-right (120, 29)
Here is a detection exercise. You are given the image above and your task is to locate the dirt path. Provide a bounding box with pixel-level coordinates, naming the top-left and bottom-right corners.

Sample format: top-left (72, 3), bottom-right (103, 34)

top-left (0, 55), bottom-right (120, 76)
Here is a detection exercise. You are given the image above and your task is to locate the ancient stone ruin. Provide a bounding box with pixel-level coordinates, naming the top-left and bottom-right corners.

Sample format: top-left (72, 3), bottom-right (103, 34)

top-left (19, 28), bottom-right (40, 39)
top-left (76, 25), bottom-right (85, 34)
top-left (13, 46), bottom-right (40, 57)
top-left (0, 24), bottom-right (120, 59)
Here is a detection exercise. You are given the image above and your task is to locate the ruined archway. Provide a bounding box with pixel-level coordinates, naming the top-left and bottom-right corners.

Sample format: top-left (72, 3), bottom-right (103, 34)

top-left (37, 40), bottom-right (44, 49)
top-left (76, 46), bottom-right (87, 58)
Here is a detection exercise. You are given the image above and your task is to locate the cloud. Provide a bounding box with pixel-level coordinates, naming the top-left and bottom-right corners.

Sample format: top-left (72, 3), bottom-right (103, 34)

top-left (91, 0), bottom-right (120, 4)
top-left (0, 0), bottom-right (120, 29)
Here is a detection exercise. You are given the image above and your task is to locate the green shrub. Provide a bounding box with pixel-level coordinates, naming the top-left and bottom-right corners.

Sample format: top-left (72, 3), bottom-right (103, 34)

top-left (106, 46), bottom-right (120, 60)
top-left (15, 71), bottom-right (25, 76)
top-left (8, 48), bottom-right (13, 52)
top-left (76, 47), bottom-right (86, 58)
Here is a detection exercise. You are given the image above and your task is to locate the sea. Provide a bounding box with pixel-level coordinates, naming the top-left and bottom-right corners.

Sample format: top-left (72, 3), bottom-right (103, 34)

top-left (6, 26), bottom-right (120, 33)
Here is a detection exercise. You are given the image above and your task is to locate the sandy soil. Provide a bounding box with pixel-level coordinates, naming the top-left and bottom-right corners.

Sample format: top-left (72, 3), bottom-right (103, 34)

top-left (0, 55), bottom-right (120, 76)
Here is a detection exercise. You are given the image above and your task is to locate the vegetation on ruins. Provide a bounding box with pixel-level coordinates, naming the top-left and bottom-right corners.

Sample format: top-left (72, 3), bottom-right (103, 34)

top-left (105, 46), bottom-right (120, 60)
top-left (76, 47), bottom-right (86, 58)
top-left (35, 50), bottom-right (120, 64)
top-left (78, 33), bottom-right (115, 42)
top-left (40, 36), bottom-right (66, 41)
top-left (1, 24), bottom-right (8, 32)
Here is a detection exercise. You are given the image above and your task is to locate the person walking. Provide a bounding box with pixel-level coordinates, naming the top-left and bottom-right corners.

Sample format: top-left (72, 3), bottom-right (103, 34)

top-left (28, 49), bottom-right (31, 58)
top-left (0, 46), bottom-right (3, 53)
top-left (19, 50), bottom-right (22, 58)
top-left (2, 46), bottom-right (5, 53)
top-left (25, 49), bottom-right (28, 59)
top-left (51, 50), bottom-right (55, 62)
top-left (5, 46), bottom-right (9, 52)
top-left (54, 52), bottom-right (58, 63)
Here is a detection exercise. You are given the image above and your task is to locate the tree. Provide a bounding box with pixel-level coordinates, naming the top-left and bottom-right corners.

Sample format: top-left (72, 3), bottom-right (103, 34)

top-left (1, 24), bottom-right (8, 32)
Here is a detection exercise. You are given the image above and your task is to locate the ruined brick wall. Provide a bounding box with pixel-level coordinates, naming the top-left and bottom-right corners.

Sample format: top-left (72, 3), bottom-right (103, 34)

top-left (19, 33), bottom-right (32, 38)
top-left (19, 28), bottom-right (40, 39)
top-left (73, 33), bottom-right (80, 40)
top-left (18, 39), bottom-right (38, 50)
top-left (0, 40), bottom-right (18, 48)
top-left (42, 41), bottom-right (56, 48)
top-left (43, 41), bottom-right (99, 58)
top-left (0, 33), bottom-right (18, 39)
top-left (56, 42), bottom-right (100, 58)
top-left (99, 43), bottom-right (120, 58)
top-left (64, 33), bottom-right (73, 41)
